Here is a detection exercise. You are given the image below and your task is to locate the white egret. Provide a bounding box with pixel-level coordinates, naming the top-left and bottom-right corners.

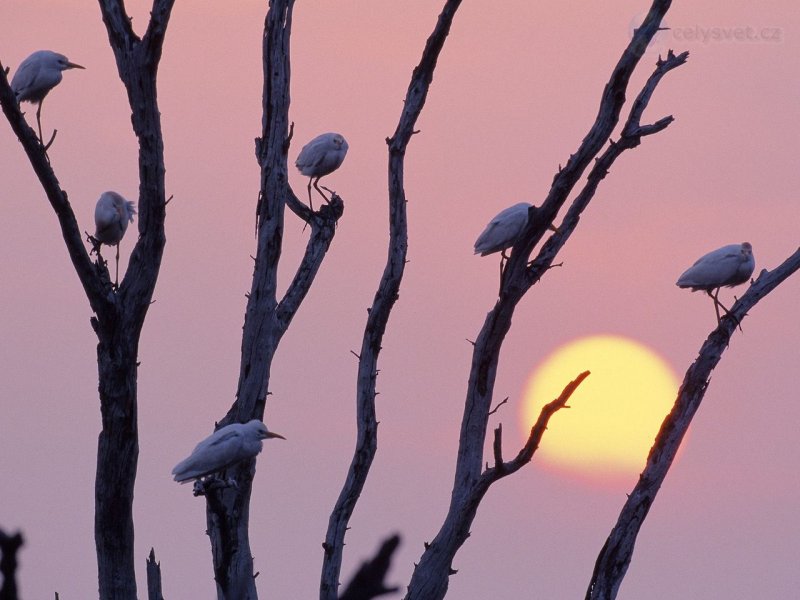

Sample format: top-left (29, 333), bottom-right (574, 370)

top-left (11, 50), bottom-right (85, 144)
top-left (172, 419), bottom-right (285, 483)
top-left (92, 191), bottom-right (137, 288)
top-left (474, 202), bottom-right (558, 257)
top-left (295, 132), bottom-right (348, 210)
top-left (676, 242), bottom-right (755, 324)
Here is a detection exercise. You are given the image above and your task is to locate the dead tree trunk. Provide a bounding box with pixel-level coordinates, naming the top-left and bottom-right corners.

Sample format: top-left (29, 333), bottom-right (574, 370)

top-left (202, 1), bottom-right (343, 597)
top-left (0, 1), bottom-right (174, 597)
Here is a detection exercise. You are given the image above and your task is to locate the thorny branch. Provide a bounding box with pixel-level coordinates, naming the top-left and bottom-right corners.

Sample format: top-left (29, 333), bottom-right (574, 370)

top-left (405, 2), bottom-right (683, 598)
top-left (320, 1), bottom-right (464, 599)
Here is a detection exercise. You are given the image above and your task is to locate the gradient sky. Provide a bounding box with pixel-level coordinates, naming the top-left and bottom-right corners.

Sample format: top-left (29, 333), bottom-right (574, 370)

top-left (1, 1), bottom-right (799, 598)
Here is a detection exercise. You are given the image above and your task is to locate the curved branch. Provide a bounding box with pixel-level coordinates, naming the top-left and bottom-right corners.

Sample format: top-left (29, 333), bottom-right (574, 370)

top-left (405, 3), bottom-right (681, 599)
top-left (276, 196), bottom-right (344, 329)
top-left (490, 370), bottom-right (590, 477)
top-left (0, 65), bottom-right (110, 317)
top-left (143, 0), bottom-right (177, 58)
top-left (443, 371), bottom-right (590, 551)
top-left (320, 2), bottom-right (463, 598)
top-left (586, 248), bottom-right (800, 600)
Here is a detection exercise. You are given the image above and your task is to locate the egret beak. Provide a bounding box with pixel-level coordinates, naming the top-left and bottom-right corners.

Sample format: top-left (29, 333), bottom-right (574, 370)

top-left (266, 431), bottom-right (286, 440)
top-left (66, 62), bottom-right (85, 70)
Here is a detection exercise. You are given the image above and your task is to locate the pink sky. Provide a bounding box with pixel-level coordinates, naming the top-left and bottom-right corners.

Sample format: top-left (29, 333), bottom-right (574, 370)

top-left (1, 1), bottom-right (799, 598)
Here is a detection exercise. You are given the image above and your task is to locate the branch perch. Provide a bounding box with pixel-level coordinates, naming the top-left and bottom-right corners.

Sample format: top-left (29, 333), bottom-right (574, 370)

top-left (586, 248), bottom-right (800, 600)
top-left (406, 2), bottom-right (683, 598)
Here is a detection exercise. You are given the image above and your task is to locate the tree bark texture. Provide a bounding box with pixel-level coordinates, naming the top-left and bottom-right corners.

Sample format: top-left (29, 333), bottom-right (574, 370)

top-left (586, 249), bottom-right (800, 600)
top-left (202, 1), bottom-right (343, 598)
top-left (94, 3), bottom-right (174, 598)
top-left (319, 2), bottom-right (463, 599)
top-left (404, 2), bottom-right (682, 598)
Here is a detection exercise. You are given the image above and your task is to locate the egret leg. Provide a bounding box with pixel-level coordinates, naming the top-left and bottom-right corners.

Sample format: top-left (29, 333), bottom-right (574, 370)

top-left (35, 101), bottom-right (45, 145)
top-left (711, 289), bottom-right (742, 330)
top-left (707, 289), bottom-right (722, 325)
top-left (499, 250), bottom-right (509, 279)
top-left (306, 179), bottom-right (315, 211)
top-left (114, 243), bottom-right (120, 289)
top-left (312, 177), bottom-right (331, 205)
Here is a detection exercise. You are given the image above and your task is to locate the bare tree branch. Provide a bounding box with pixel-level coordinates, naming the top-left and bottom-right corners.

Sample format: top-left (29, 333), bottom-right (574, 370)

top-left (527, 50), bottom-right (689, 284)
top-left (0, 64), bottom-right (111, 316)
top-left (98, 0), bottom-right (138, 48)
top-left (404, 2), bottom-right (682, 598)
top-left (320, 2), bottom-right (463, 598)
top-left (491, 371), bottom-right (589, 478)
top-left (0, 529), bottom-right (23, 600)
top-left (586, 248), bottom-right (800, 600)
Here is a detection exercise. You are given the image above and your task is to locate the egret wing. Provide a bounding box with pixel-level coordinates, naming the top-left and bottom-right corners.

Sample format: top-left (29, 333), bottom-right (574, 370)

top-left (172, 427), bottom-right (246, 482)
top-left (676, 244), bottom-right (742, 289)
top-left (474, 203), bottom-right (529, 255)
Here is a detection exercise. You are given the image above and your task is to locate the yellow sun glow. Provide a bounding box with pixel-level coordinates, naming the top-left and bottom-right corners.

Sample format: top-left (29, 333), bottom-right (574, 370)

top-left (521, 335), bottom-right (679, 481)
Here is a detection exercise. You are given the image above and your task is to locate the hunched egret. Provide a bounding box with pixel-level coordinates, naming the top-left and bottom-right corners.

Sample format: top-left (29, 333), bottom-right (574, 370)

top-left (92, 191), bottom-right (136, 288)
top-left (11, 50), bottom-right (85, 144)
top-left (295, 132), bottom-right (348, 210)
top-left (474, 202), bottom-right (558, 257)
top-left (676, 242), bottom-right (755, 324)
top-left (172, 419), bottom-right (285, 483)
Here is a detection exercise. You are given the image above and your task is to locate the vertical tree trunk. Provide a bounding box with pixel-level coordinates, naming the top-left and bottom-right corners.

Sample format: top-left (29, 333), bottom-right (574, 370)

top-left (202, 1), bottom-right (344, 597)
top-left (94, 333), bottom-right (140, 600)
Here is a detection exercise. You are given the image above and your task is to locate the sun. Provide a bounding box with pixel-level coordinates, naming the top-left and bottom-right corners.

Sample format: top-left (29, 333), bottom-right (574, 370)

top-left (521, 335), bottom-right (679, 482)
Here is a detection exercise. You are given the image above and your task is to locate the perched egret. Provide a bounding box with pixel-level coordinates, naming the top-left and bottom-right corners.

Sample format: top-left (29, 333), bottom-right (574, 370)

top-left (295, 132), bottom-right (348, 210)
top-left (676, 242), bottom-right (755, 324)
top-left (11, 50), bottom-right (85, 144)
top-left (172, 419), bottom-right (285, 483)
top-left (92, 191), bottom-right (137, 288)
top-left (474, 202), bottom-right (558, 257)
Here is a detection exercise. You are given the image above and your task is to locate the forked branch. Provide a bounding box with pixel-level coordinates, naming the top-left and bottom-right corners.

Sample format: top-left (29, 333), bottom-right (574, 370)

top-left (527, 49), bottom-right (689, 285)
top-left (489, 371), bottom-right (590, 477)
top-left (405, 2), bottom-right (681, 598)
